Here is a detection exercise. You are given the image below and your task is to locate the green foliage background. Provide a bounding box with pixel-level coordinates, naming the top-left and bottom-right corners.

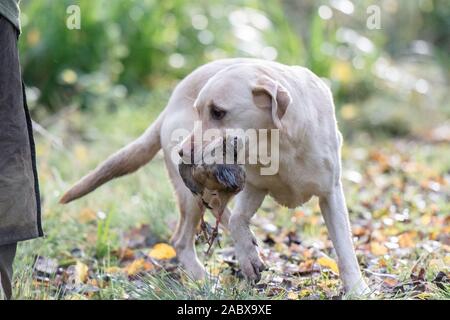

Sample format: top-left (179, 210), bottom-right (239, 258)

top-left (19, 0), bottom-right (449, 138)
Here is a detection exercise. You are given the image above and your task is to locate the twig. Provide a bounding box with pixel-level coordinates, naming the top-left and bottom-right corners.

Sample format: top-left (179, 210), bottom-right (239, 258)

top-left (364, 269), bottom-right (398, 279)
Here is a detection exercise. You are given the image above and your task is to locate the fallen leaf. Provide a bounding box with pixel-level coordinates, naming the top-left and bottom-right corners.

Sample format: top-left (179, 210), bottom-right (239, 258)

top-left (299, 289), bottom-right (312, 298)
top-left (65, 261), bottom-right (89, 287)
top-left (298, 259), bottom-right (316, 274)
top-left (317, 256), bottom-right (339, 274)
top-left (371, 242), bottom-right (388, 255)
top-left (444, 255), bottom-right (450, 265)
top-left (398, 232), bottom-right (416, 248)
top-left (287, 291), bottom-right (298, 300)
top-left (113, 247), bottom-right (135, 261)
top-left (149, 243), bottom-right (177, 260)
top-left (125, 258), bottom-right (153, 276)
top-left (383, 278), bottom-right (399, 287)
top-left (104, 266), bottom-right (123, 274)
top-left (76, 261), bottom-right (89, 283)
top-left (416, 292), bottom-right (432, 300)
top-left (352, 225), bottom-right (367, 237)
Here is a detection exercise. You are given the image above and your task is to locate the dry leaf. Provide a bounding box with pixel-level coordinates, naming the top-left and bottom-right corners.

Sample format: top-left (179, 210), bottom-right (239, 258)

top-left (398, 232), bottom-right (416, 248)
top-left (352, 226), bottom-right (367, 237)
top-left (149, 243), bottom-right (177, 260)
top-left (416, 292), bottom-right (432, 300)
top-left (299, 289), bottom-right (312, 298)
top-left (125, 258), bottom-right (153, 276)
top-left (298, 259), bottom-right (315, 273)
top-left (444, 255), bottom-right (450, 265)
top-left (104, 266), bottom-right (123, 274)
top-left (317, 256), bottom-right (339, 274)
top-left (66, 261), bottom-right (89, 285)
top-left (383, 278), bottom-right (399, 287)
top-left (371, 242), bottom-right (388, 255)
top-left (75, 261), bottom-right (89, 283)
top-left (287, 292), bottom-right (298, 300)
top-left (113, 247), bottom-right (135, 260)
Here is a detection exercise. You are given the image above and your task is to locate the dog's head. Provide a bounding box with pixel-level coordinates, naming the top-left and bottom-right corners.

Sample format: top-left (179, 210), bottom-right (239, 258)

top-left (178, 63), bottom-right (292, 163)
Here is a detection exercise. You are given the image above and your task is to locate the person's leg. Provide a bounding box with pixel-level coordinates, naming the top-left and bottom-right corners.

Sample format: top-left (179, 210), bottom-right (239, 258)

top-left (0, 243), bottom-right (17, 300)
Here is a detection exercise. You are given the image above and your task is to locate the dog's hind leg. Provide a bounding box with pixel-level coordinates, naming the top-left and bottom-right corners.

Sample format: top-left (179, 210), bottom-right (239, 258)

top-left (319, 182), bottom-right (370, 295)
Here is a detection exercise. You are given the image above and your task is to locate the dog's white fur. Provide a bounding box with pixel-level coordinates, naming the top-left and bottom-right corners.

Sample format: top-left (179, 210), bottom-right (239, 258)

top-left (61, 58), bottom-right (369, 295)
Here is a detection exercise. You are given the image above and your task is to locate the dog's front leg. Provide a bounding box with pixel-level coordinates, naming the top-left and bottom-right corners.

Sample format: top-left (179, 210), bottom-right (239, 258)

top-left (319, 182), bottom-right (370, 296)
top-left (229, 184), bottom-right (267, 283)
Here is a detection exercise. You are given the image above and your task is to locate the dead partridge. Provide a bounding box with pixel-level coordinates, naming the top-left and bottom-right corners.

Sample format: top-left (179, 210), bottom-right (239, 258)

top-left (178, 163), bottom-right (246, 213)
top-left (179, 162), bottom-right (245, 252)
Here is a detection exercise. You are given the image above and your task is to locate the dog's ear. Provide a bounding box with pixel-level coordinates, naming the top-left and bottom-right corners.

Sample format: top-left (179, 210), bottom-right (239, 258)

top-left (252, 75), bottom-right (292, 129)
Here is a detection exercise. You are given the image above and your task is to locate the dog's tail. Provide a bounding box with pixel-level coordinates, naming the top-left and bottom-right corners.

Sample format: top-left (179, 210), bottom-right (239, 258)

top-left (59, 112), bottom-right (165, 204)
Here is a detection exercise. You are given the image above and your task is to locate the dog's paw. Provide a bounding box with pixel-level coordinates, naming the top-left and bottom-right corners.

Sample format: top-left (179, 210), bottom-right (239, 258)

top-left (344, 279), bottom-right (371, 298)
top-left (352, 282), bottom-right (371, 296)
top-left (176, 249), bottom-right (207, 281)
top-left (237, 250), bottom-right (266, 283)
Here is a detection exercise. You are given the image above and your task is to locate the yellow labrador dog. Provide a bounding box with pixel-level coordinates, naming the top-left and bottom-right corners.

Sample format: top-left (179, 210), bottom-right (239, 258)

top-left (61, 58), bottom-right (369, 295)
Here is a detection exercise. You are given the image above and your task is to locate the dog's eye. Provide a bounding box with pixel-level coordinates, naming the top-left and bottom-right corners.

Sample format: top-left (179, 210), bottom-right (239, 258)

top-left (210, 106), bottom-right (226, 120)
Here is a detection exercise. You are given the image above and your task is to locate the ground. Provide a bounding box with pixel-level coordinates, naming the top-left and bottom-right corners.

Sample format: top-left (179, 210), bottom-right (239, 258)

top-left (7, 101), bottom-right (449, 300)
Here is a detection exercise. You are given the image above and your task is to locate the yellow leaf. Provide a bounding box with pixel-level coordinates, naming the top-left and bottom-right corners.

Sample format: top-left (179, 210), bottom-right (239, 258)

top-left (429, 259), bottom-right (445, 270)
top-left (371, 242), bottom-right (388, 256)
top-left (416, 292), bottom-right (432, 300)
top-left (149, 243), bottom-right (177, 260)
top-left (77, 261), bottom-right (89, 283)
top-left (378, 257), bottom-right (388, 268)
top-left (125, 258), bottom-right (145, 276)
top-left (66, 294), bottom-right (87, 300)
top-left (68, 261), bottom-right (89, 284)
top-left (298, 259), bottom-right (315, 273)
top-left (317, 256), bottom-right (339, 274)
top-left (105, 266), bottom-right (123, 274)
top-left (209, 266), bottom-right (221, 276)
top-left (398, 232), bottom-right (416, 248)
top-left (444, 255), bottom-right (450, 266)
top-left (299, 289), bottom-right (311, 298)
top-left (287, 292), bottom-right (298, 300)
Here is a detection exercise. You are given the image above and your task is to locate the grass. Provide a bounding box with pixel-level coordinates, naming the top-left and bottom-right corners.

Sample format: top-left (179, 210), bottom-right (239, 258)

top-left (5, 95), bottom-right (449, 300)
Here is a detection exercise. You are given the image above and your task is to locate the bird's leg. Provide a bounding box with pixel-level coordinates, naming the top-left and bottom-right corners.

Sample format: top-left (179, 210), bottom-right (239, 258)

top-left (206, 209), bottom-right (224, 255)
top-left (206, 193), bottom-right (223, 255)
top-left (196, 198), bottom-right (210, 241)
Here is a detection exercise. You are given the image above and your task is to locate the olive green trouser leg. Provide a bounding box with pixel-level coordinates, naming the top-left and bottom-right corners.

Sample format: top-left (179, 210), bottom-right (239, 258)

top-left (0, 243), bottom-right (17, 300)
